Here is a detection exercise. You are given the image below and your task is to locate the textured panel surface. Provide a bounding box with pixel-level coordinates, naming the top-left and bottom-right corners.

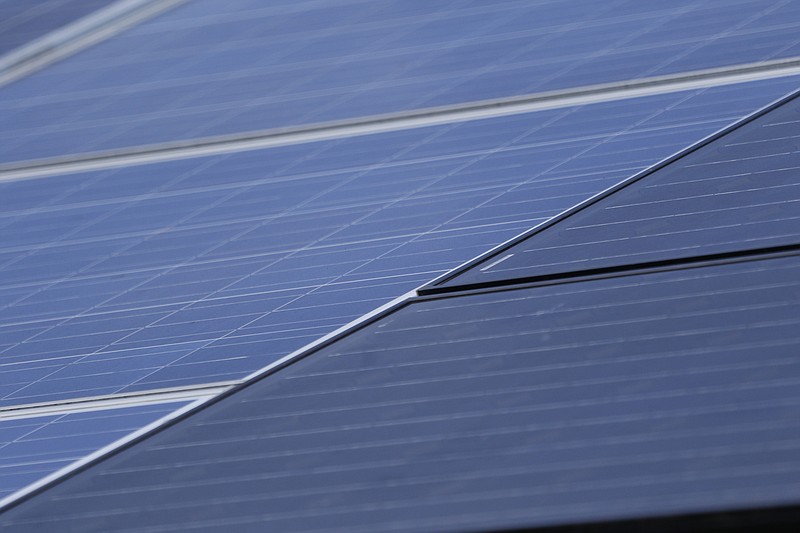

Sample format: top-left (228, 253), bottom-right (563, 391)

top-left (0, 401), bottom-right (185, 499)
top-left (1, 80), bottom-right (795, 405)
top-left (438, 88), bottom-right (800, 288)
top-left (2, 254), bottom-right (800, 531)
top-left (0, 0), bottom-right (112, 57)
top-left (2, 0), bottom-right (800, 162)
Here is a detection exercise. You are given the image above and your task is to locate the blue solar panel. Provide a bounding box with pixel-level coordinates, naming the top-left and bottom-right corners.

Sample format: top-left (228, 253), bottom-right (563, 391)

top-left (434, 88), bottom-right (800, 289)
top-left (2, 0), bottom-right (800, 162)
top-left (0, 0), bottom-right (113, 57)
top-left (2, 253), bottom-right (799, 531)
top-left (0, 401), bottom-right (185, 500)
top-left (1, 79), bottom-right (796, 406)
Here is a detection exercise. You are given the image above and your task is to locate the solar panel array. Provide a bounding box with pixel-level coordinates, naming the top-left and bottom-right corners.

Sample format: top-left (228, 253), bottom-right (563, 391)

top-left (1, 0), bottom-right (800, 529)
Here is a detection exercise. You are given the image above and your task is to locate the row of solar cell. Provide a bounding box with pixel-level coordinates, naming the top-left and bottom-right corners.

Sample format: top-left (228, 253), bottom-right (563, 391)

top-left (435, 87), bottom-right (800, 288)
top-left (0, 0), bottom-right (112, 57)
top-left (0, 401), bottom-right (186, 499)
top-left (1, 78), bottom-right (797, 406)
top-left (2, 253), bottom-right (798, 531)
top-left (2, 0), bottom-right (800, 162)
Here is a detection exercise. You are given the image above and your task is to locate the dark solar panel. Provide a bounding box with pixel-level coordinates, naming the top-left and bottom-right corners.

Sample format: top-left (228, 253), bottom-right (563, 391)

top-left (434, 88), bottom-right (800, 290)
top-left (2, 0), bottom-right (800, 162)
top-left (0, 402), bottom-right (184, 499)
top-left (1, 80), bottom-right (795, 406)
top-left (0, 0), bottom-right (113, 57)
top-left (2, 253), bottom-right (799, 531)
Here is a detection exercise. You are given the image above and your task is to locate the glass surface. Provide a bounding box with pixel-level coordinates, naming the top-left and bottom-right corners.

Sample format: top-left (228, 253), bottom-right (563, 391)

top-left (1, 79), bottom-right (796, 405)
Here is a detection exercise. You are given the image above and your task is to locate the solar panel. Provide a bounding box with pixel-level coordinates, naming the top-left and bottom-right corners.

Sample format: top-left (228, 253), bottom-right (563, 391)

top-left (433, 87), bottom-right (800, 290)
top-left (2, 0), bottom-right (800, 162)
top-left (1, 0), bottom-right (800, 527)
top-left (2, 253), bottom-right (798, 531)
top-left (2, 79), bottom-right (796, 406)
top-left (0, 401), bottom-right (186, 500)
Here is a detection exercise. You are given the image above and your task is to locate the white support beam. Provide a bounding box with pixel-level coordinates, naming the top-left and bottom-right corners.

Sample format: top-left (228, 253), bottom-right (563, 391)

top-left (0, 381), bottom-right (235, 421)
top-left (0, 0), bottom-right (187, 88)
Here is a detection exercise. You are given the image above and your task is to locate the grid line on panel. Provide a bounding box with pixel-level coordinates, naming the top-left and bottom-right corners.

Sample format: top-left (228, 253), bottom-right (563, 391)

top-left (1, 55), bottom-right (800, 182)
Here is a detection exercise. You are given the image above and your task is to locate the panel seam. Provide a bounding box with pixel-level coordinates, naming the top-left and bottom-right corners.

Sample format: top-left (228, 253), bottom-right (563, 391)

top-left (2, 56), bottom-right (800, 182)
top-left (0, 381), bottom-right (236, 421)
top-left (416, 245), bottom-right (800, 298)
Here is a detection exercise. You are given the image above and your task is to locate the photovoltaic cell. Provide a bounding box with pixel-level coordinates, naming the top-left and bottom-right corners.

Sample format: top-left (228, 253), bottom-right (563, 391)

top-left (436, 88), bottom-right (800, 288)
top-left (1, 79), bottom-right (796, 406)
top-left (2, 254), bottom-right (799, 531)
top-left (2, 0), bottom-right (800, 162)
top-left (0, 401), bottom-right (186, 500)
top-left (0, 0), bottom-right (113, 57)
